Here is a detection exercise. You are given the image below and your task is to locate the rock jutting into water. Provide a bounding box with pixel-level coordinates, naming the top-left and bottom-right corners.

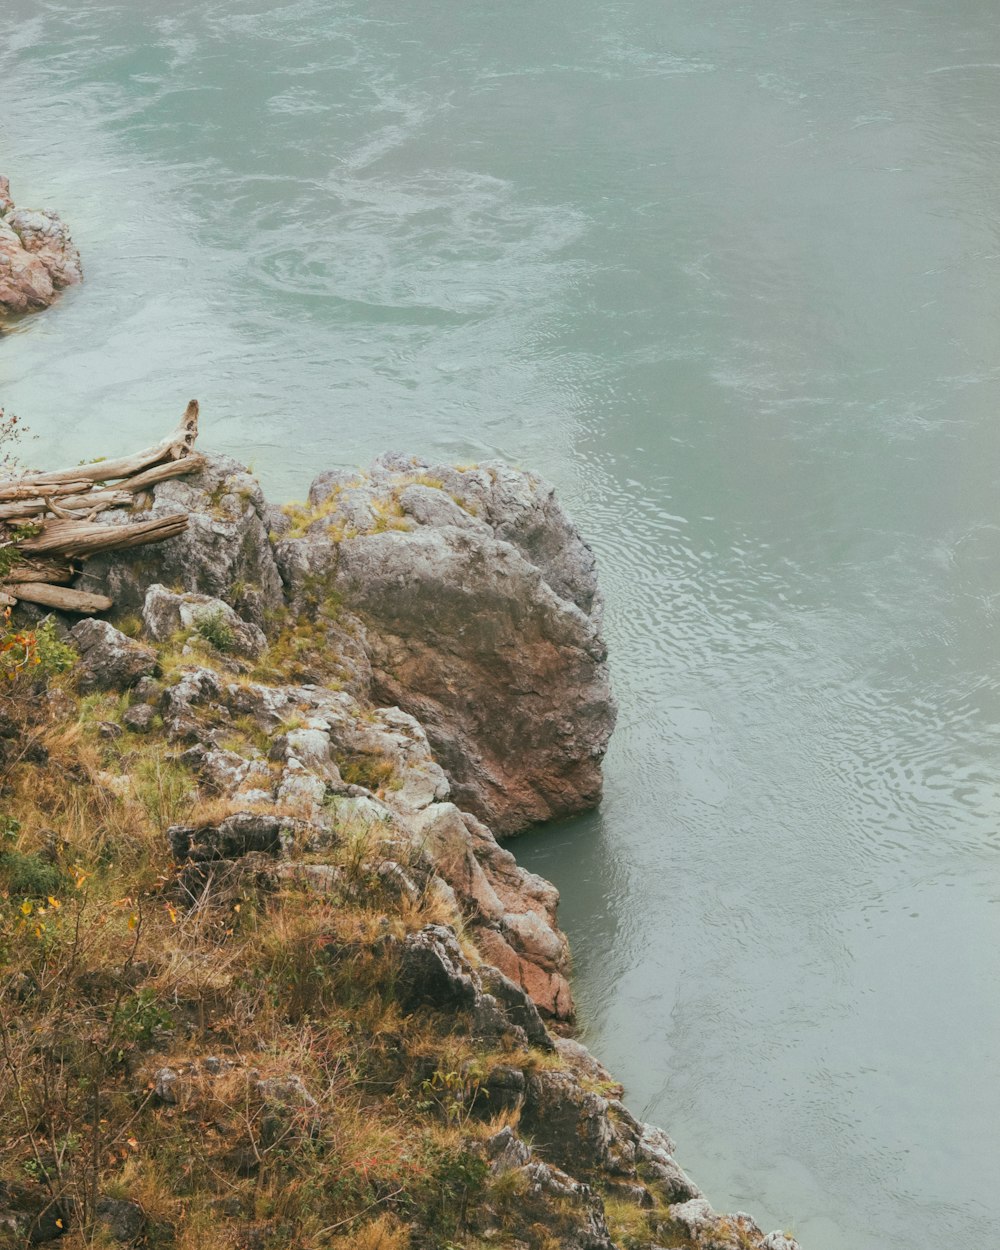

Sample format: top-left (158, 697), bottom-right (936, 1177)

top-left (0, 417), bottom-right (800, 1248)
top-left (0, 176), bottom-right (82, 315)
top-left (80, 448), bottom-right (618, 837)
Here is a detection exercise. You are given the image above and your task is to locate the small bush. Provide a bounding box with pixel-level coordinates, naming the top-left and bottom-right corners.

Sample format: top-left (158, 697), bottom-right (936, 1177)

top-left (195, 609), bottom-right (236, 653)
top-left (1, 850), bottom-right (65, 900)
top-left (33, 617), bottom-right (77, 675)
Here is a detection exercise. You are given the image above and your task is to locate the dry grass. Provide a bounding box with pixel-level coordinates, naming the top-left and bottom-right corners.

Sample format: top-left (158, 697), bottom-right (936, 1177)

top-left (0, 638), bottom-right (698, 1250)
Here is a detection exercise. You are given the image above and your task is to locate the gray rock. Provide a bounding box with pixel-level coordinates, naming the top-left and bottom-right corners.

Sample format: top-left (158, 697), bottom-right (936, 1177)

top-left (76, 456), bottom-right (284, 629)
top-left (94, 1196), bottom-right (145, 1244)
top-left (223, 678), bottom-right (298, 732)
top-left (521, 1069), bottom-right (617, 1174)
top-left (273, 533), bottom-right (340, 612)
top-left (142, 584), bottom-right (267, 659)
top-left (271, 862), bottom-right (343, 893)
top-left (334, 519), bottom-right (613, 835)
top-left (0, 1179), bottom-right (71, 1244)
top-left (762, 1235), bottom-right (801, 1250)
top-left (123, 703), bottom-right (155, 733)
top-left (284, 727), bottom-right (338, 779)
top-left (276, 762), bottom-right (327, 811)
top-left (153, 1067), bottom-right (179, 1103)
top-left (161, 666), bottom-right (221, 718)
top-left (470, 1063), bottom-right (526, 1119)
top-left (375, 859), bottom-right (420, 901)
top-left (181, 745), bottom-right (267, 795)
top-left (519, 1161), bottom-right (614, 1250)
top-left (486, 1126), bottom-right (532, 1175)
top-left (70, 619), bottom-right (157, 692)
top-left (553, 1038), bottom-right (620, 1090)
top-left (132, 676), bottom-right (162, 704)
top-left (397, 483), bottom-right (490, 533)
top-left (295, 456), bottom-right (615, 836)
top-left (396, 924), bottom-right (480, 1012)
top-left (478, 967), bottom-right (553, 1050)
top-left (662, 1199), bottom-right (766, 1249)
top-left (168, 813), bottom-right (285, 863)
top-left (635, 1122), bottom-right (701, 1202)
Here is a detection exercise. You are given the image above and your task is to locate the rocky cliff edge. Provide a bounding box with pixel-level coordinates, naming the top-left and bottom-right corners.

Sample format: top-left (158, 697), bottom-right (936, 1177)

top-left (0, 453), bottom-right (799, 1249)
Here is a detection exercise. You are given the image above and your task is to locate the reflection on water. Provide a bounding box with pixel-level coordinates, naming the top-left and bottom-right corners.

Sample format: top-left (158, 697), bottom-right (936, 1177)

top-left (3, 1), bottom-right (1000, 1246)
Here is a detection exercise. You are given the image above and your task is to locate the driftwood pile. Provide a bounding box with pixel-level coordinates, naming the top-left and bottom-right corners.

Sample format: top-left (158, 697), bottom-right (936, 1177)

top-left (0, 401), bottom-right (202, 614)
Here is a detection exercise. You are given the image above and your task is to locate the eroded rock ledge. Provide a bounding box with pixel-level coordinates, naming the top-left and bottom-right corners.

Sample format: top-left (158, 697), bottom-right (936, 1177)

top-left (50, 451), bottom-right (801, 1250)
top-left (78, 452), bottom-right (617, 837)
top-left (0, 176), bottom-right (82, 315)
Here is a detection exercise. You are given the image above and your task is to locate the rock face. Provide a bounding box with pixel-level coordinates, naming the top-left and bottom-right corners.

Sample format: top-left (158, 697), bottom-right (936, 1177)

top-left (0, 177), bottom-right (82, 314)
top-left (142, 584), bottom-right (267, 658)
top-left (69, 619), bottom-right (158, 692)
top-left (76, 456), bottom-right (284, 631)
top-left (34, 448), bottom-right (803, 1249)
top-left (76, 450), bottom-right (614, 835)
top-left (278, 453), bottom-right (617, 835)
top-left (156, 661), bottom-right (577, 1022)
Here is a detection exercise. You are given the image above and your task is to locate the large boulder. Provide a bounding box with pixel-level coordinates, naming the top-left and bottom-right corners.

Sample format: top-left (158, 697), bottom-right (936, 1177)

top-left (396, 924), bottom-right (480, 1012)
top-left (76, 456), bottom-right (284, 630)
top-left (70, 619), bottom-right (157, 692)
top-left (0, 177), bottom-right (82, 314)
top-left (280, 454), bottom-right (616, 835)
top-left (142, 584), bottom-right (267, 658)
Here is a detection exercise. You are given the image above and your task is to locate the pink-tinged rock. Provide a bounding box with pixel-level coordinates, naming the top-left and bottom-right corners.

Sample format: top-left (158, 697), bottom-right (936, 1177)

top-left (291, 453), bottom-right (617, 837)
top-left (474, 925), bottom-right (523, 983)
top-left (0, 177), bottom-right (82, 314)
top-left (518, 959), bottom-right (574, 1020)
top-left (0, 218), bottom-right (54, 312)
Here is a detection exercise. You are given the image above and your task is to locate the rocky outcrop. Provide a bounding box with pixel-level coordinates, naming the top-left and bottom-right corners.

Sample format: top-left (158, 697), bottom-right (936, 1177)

top-left (153, 654), bottom-right (577, 1023)
top-left (277, 453), bottom-right (617, 835)
top-left (142, 584), bottom-right (267, 659)
top-left (49, 449), bottom-right (800, 1249)
top-left (76, 456), bottom-right (284, 632)
top-left (72, 450), bottom-right (613, 832)
top-left (69, 619), bottom-right (158, 692)
top-left (0, 177), bottom-right (82, 314)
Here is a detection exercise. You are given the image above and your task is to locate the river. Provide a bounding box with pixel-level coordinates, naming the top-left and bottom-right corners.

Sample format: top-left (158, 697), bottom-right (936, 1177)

top-left (2, 2), bottom-right (999, 1247)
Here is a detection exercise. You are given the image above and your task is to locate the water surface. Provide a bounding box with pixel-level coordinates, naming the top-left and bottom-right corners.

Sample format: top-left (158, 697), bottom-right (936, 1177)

top-left (3, 3), bottom-right (1000, 1246)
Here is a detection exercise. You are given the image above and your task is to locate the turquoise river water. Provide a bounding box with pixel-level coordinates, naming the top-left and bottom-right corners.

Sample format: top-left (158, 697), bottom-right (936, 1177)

top-left (2, 3), bottom-right (999, 1247)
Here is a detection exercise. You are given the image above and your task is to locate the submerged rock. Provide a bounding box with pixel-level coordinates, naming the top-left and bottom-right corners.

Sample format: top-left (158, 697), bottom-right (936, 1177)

top-left (0, 176), bottom-right (82, 314)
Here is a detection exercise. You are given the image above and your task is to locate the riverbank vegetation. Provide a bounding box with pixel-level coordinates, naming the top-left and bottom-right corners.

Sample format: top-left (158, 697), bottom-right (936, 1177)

top-left (0, 627), bottom-right (700, 1250)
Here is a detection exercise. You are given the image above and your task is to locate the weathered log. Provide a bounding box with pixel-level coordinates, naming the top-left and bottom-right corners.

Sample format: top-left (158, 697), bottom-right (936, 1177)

top-left (119, 451), bottom-right (206, 493)
top-left (0, 493), bottom-right (130, 521)
top-left (1, 558), bottom-right (75, 584)
top-left (0, 402), bottom-right (202, 614)
top-left (0, 478), bottom-right (91, 503)
top-left (20, 513), bottom-right (188, 558)
top-left (0, 451), bottom-right (205, 521)
top-left (5, 584), bottom-right (113, 613)
top-left (0, 400), bottom-right (199, 490)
